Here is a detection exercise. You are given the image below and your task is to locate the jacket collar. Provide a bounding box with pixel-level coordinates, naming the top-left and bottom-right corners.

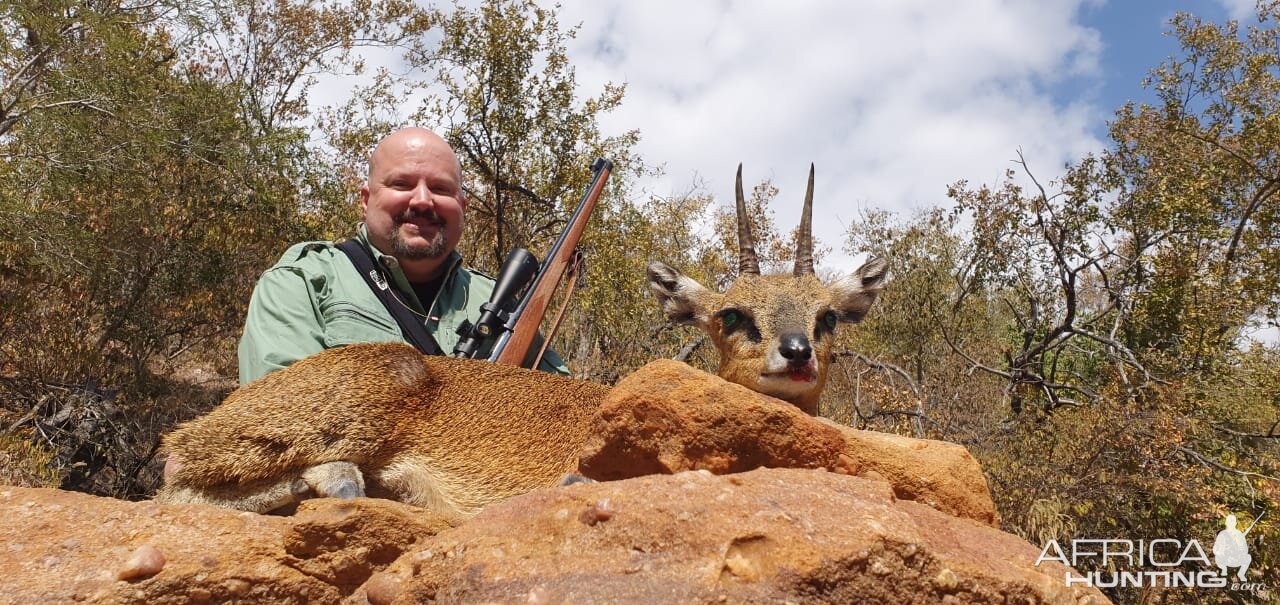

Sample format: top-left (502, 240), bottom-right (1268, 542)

top-left (356, 223), bottom-right (463, 313)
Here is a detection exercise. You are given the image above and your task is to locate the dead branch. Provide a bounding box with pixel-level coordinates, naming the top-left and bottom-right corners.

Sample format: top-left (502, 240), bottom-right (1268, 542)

top-left (1211, 420), bottom-right (1280, 440)
top-left (1176, 444), bottom-right (1280, 483)
top-left (672, 335), bottom-right (705, 362)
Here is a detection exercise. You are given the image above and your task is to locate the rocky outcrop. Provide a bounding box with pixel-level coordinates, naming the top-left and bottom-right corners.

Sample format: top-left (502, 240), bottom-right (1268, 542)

top-left (580, 359), bottom-right (998, 525)
top-left (0, 360), bottom-right (1097, 603)
top-left (359, 468), bottom-right (1101, 604)
top-left (0, 470), bottom-right (1103, 604)
top-left (0, 487), bottom-right (452, 604)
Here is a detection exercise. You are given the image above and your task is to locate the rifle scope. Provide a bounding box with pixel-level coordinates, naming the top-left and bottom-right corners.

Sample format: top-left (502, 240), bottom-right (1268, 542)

top-left (452, 247), bottom-right (540, 359)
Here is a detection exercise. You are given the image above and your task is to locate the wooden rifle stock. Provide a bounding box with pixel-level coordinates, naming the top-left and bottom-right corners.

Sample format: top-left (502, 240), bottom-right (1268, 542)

top-left (491, 158), bottom-right (613, 367)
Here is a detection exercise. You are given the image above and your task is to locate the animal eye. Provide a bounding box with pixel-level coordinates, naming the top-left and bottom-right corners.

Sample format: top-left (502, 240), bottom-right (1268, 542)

top-left (717, 309), bottom-right (760, 342)
top-left (823, 311), bottom-right (838, 330)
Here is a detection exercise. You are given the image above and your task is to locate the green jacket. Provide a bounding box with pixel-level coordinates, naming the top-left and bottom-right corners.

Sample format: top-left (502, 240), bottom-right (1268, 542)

top-left (238, 225), bottom-right (569, 385)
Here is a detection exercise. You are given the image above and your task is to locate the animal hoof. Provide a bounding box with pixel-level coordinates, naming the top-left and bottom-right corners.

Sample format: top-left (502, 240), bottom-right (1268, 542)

top-left (558, 473), bottom-right (596, 486)
top-left (328, 479), bottom-right (365, 499)
top-left (301, 461), bottom-right (366, 499)
top-left (291, 479), bottom-right (311, 497)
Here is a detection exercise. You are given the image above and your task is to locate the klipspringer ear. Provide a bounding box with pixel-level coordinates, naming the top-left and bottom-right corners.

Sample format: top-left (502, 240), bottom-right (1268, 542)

top-left (646, 261), bottom-right (714, 327)
top-left (830, 257), bottom-right (889, 323)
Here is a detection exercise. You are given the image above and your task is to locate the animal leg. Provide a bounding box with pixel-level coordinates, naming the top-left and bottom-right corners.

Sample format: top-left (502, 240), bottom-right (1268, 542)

top-left (154, 474), bottom-right (310, 513)
top-left (155, 461), bottom-right (366, 513)
top-left (372, 457), bottom-right (466, 518)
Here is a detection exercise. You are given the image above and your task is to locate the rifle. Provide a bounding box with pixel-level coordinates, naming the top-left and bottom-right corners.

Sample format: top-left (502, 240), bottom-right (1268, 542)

top-left (452, 158), bottom-right (613, 368)
top-left (1242, 510), bottom-right (1265, 536)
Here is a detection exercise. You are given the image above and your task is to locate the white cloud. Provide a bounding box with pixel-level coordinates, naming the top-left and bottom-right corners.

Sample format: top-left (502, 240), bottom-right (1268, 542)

top-left (1213, 0), bottom-right (1258, 21)
top-left (556, 0), bottom-right (1106, 273)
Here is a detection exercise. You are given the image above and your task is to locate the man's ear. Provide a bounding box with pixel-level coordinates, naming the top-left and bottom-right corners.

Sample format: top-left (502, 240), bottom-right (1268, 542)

top-left (358, 184), bottom-right (371, 214)
top-left (646, 261), bottom-right (714, 327)
top-left (830, 257), bottom-right (889, 323)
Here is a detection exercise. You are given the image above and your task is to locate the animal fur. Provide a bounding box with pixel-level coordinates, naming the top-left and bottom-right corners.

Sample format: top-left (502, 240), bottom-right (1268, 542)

top-left (157, 342), bottom-right (608, 517)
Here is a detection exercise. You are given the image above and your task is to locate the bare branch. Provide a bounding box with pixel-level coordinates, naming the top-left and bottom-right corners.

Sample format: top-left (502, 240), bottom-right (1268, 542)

top-left (834, 350), bottom-right (921, 399)
top-left (672, 336), bottom-right (705, 362)
top-left (1068, 327), bottom-right (1169, 386)
top-left (1211, 421), bottom-right (1280, 440)
top-left (1176, 445), bottom-right (1280, 483)
top-left (1224, 177), bottom-right (1280, 267)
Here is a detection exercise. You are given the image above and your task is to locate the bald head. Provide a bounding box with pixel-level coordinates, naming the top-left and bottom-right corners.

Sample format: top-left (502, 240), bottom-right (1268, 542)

top-left (368, 127), bottom-right (462, 186)
top-left (360, 127), bottom-right (469, 282)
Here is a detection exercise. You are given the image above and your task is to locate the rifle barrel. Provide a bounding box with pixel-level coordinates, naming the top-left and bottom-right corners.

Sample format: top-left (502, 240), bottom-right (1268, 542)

top-left (489, 158), bottom-right (613, 366)
top-left (1242, 510), bottom-right (1265, 536)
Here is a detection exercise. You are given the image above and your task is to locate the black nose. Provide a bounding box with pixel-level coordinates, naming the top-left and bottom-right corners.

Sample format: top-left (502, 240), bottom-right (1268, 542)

top-left (779, 334), bottom-right (812, 362)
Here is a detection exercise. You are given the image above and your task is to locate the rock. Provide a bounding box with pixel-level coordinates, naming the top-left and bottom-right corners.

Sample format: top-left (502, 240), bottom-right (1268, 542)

top-left (0, 488), bottom-right (453, 604)
top-left (0, 361), bottom-right (1068, 602)
top-left (579, 360), bottom-right (849, 479)
top-left (359, 468), bottom-right (1106, 604)
top-left (830, 420), bottom-right (1000, 525)
top-left (363, 571), bottom-right (405, 605)
top-left (117, 545), bottom-right (165, 581)
top-left (579, 359), bottom-right (998, 525)
top-left (0, 473), bottom-right (1100, 603)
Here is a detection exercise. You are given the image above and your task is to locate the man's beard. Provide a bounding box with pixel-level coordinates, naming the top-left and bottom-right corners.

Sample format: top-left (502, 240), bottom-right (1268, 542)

top-left (388, 208), bottom-right (449, 260)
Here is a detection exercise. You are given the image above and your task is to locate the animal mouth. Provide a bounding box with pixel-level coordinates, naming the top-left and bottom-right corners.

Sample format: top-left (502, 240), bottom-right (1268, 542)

top-left (762, 363), bottom-right (817, 383)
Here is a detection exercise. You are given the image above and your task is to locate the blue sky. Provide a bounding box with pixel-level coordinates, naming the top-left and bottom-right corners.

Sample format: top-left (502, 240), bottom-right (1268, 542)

top-left (1074, 0), bottom-right (1252, 122)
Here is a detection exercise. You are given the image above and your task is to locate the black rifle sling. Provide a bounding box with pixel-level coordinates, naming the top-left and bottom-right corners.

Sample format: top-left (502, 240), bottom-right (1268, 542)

top-left (336, 239), bottom-right (443, 356)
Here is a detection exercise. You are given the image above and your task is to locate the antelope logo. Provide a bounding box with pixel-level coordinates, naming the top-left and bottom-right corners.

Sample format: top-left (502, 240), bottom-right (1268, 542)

top-left (647, 164), bottom-right (889, 414)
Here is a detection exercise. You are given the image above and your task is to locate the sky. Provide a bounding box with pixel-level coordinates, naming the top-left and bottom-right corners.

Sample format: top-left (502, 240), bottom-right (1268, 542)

top-left (543, 0), bottom-right (1258, 272)
top-left (316, 0), bottom-right (1271, 342)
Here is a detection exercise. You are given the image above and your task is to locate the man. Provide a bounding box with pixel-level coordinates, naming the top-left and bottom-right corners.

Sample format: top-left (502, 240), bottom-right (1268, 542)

top-left (238, 126), bottom-right (569, 384)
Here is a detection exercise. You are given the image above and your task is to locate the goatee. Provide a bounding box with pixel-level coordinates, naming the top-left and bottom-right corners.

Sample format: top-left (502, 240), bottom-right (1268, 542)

top-left (388, 208), bottom-right (448, 260)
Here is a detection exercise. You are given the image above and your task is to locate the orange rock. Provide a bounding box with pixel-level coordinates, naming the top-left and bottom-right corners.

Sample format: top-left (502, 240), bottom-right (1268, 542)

top-left (367, 468), bottom-right (1106, 604)
top-left (0, 472), bottom-right (1099, 603)
top-left (580, 359), bottom-right (998, 525)
top-left (0, 487), bottom-right (452, 604)
top-left (117, 545), bottom-right (165, 581)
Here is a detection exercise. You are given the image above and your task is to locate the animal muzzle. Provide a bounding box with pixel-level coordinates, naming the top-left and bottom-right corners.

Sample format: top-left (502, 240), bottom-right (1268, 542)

top-left (778, 334), bottom-right (816, 382)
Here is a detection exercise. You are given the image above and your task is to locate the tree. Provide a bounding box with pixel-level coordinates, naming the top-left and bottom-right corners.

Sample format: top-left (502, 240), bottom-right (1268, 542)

top-left (835, 8), bottom-right (1280, 601)
top-left (1108, 6), bottom-right (1280, 374)
top-left (836, 207), bottom-right (1006, 437)
top-left (418, 0), bottom-right (640, 273)
top-left (563, 189), bottom-right (729, 381)
top-left (0, 0), bottom-right (434, 498)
